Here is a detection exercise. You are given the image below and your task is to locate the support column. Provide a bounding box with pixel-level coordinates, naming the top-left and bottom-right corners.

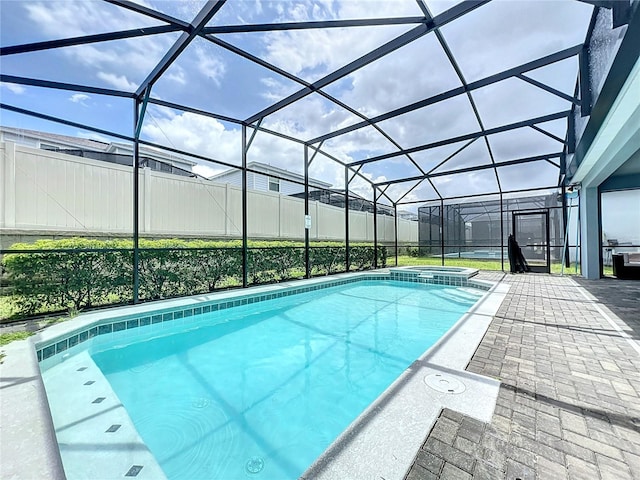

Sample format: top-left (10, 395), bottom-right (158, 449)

top-left (224, 183), bottom-right (230, 236)
top-left (344, 166), bottom-right (350, 271)
top-left (314, 201), bottom-right (319, 240)
top-left (580, 187), bottom-right (600, 279)
top-left (429, 206), bottom-right (433, 256)
top-left (132, 87), bottom-right (151, 303)
top-left (133, 101), bottom-right (141, 304)
top-left (143, 166), bottom-right (151, 233)
top-left (440, 200), bottom-right (445, 266)
top-left (561, 184), bottom-right (570, 268)
top-left (304, 146), bottom-right (310, 278)
top-left (373, 185), bottom-right (378, 268)
top-left (278, 193), bottom-right (282, 238)
top-left (242, 125), bottom-right (248, 288)
top-left (0, 143), bottom-right (4, 230)
top-left (394, 204), bottom-right (399, 267)
top-left (500, 193), bottom-right (504, 271)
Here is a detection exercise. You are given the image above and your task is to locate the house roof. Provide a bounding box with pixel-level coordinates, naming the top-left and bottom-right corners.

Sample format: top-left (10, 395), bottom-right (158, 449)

top-left (1, 126), bottom-right (110, 151)
top-left (0, 126), bottom-right (197, 167)
top-left (210, 161), bottom-right (333, 189)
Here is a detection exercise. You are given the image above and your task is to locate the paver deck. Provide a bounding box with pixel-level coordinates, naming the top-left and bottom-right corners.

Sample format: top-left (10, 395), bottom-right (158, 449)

top-left (405, 272), bottom-right (640, 480)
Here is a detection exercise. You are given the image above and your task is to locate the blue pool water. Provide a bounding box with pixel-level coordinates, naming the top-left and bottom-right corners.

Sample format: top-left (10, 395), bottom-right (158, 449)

top-left (89, 280), bottom-right (480, 479)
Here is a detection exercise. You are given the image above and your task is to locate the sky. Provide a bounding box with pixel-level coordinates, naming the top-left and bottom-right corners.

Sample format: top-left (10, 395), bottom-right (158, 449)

top-left (0, 0), bottom-right (596, 207)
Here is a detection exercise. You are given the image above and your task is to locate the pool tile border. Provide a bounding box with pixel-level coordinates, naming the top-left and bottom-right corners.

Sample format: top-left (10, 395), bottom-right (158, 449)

top-left (36, 271), bottom-right (489, 363)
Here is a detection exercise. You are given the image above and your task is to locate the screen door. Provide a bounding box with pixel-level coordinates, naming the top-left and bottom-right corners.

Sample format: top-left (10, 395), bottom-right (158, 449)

top-left (512, 211), bottom-right (551, 273)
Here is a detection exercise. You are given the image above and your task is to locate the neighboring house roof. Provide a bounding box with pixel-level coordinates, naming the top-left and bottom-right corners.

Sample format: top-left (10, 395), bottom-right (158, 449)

top-left (210, 161), bottom-right (333, 189)
top-left (106, 141), bottom-right (197, 167)
top-left (0, 126), bottom-right (197, 168)
top-left (398, 210), bottom-right (418, 220)
top-left (1, 126), bottom-right (110, 151)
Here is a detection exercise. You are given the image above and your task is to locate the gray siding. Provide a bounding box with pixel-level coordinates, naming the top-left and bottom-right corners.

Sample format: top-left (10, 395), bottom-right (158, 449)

top-left (213, 170), bottom-right (242, 187)
top-left (213, 171), bottom-right (306, 195)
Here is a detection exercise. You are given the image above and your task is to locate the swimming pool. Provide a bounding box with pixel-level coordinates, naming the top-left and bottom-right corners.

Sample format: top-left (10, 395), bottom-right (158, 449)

top-left (39, 276), bottom-right (486, 479)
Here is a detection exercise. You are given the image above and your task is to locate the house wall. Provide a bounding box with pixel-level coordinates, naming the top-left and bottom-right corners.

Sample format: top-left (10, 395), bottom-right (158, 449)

top-left (1, 142), bottom-right (418, 247)
top-left (212, 169), bottom-right (242, 188)
top-left (212, 169), bottom-right (309, 195)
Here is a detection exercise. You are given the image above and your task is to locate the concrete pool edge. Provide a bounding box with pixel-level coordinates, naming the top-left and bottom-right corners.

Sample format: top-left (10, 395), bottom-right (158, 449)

top-left (0, 269), bottom-right (499, 479)
top-left (302, 276), bottom-right (510, 480)
top-left (0, 336), bottom-right (65, 479)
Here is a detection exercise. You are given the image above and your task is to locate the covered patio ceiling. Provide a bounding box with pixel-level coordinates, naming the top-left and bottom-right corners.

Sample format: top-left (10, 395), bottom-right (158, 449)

top-left (0, 0), bottom-right (617, 209)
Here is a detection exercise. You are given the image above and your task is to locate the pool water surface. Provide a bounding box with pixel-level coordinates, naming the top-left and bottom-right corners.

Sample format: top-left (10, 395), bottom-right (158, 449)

top-left (46, 280), bottom-right (482, 479)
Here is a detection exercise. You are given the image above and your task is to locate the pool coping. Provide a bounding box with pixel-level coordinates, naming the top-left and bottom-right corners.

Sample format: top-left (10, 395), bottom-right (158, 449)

top-left (0, 268), bottom-right (499, 480)
top-left (0, 335), bottom-right (66, 480)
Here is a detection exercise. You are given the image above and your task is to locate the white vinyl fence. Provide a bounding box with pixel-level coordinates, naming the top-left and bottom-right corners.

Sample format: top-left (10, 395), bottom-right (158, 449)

top-left (0, 142), bottom-right (418, 244)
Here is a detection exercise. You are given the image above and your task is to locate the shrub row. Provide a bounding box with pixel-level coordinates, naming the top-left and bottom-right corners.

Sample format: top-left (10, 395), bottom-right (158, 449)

top-left (2, 238), bottom-right (386, 317)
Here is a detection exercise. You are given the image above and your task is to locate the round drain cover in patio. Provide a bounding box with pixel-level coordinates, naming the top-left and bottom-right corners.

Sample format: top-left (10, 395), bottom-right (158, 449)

top-left (424, 373), bottom-right (466, 394)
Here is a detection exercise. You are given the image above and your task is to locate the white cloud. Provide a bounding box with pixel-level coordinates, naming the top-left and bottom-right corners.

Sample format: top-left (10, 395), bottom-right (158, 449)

top-left (262, 25), bottom-right (411, 83)
top-left (24, 1), bottom-right (178, 91)
top-left (142, 108), bottom-right (242, 166)
top-left (0, 82), bottom-right (26, 94)
top-left (69, 93), bottom-right (90, 105)
top-left (195, 46), bottom-right (227, 86)
top-left (139, 105), bottom-right (361, 189)
top-left (250, 0), bottom-right (419, 82)
top-left (97, 72), bottom-right (137, 91)
top-left (259, 77), bottom-right (298, 101)
top-left (332, 34), bottom-right (463, 117)
top-left (263, 93), bottom-right (363, 141)
top-left (24, 2), bottom-right (89, 38)
top-left (438, 1), bottom-right (593, 82)
top-left (165, 68), bottom-right (187, 86)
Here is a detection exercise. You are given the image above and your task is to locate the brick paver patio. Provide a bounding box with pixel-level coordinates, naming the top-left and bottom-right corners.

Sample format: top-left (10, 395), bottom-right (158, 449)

top-left (405, 273), bottom-right (640, 480)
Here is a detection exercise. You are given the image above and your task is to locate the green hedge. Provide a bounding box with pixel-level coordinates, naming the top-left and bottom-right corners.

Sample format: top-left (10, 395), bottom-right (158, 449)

top-left (2, 238), bottom-right (386, 317)
top-left (2, 239), bottom-right (132, 316)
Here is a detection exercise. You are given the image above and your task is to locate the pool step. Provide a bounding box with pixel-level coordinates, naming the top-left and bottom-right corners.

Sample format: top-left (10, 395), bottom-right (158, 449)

top-left (457, 287), bottom-right (484, 299)
top-left (433, 288), bottom-right (483, 304)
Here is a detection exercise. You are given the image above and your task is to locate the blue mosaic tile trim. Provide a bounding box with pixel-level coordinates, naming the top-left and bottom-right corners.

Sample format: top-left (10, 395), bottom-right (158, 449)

top-left (36, 273), bottom-right (471, 362)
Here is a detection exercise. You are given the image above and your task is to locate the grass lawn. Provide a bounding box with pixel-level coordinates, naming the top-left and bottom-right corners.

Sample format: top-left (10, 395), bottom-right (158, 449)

top-left (0, 330), bottom-right (35, 363)
top-left (0, 330), bottom-right (33, 346)
top-left (392, 255), bottom-right (591, 275)
top-left (395, 255), bottom-right (503, 270)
